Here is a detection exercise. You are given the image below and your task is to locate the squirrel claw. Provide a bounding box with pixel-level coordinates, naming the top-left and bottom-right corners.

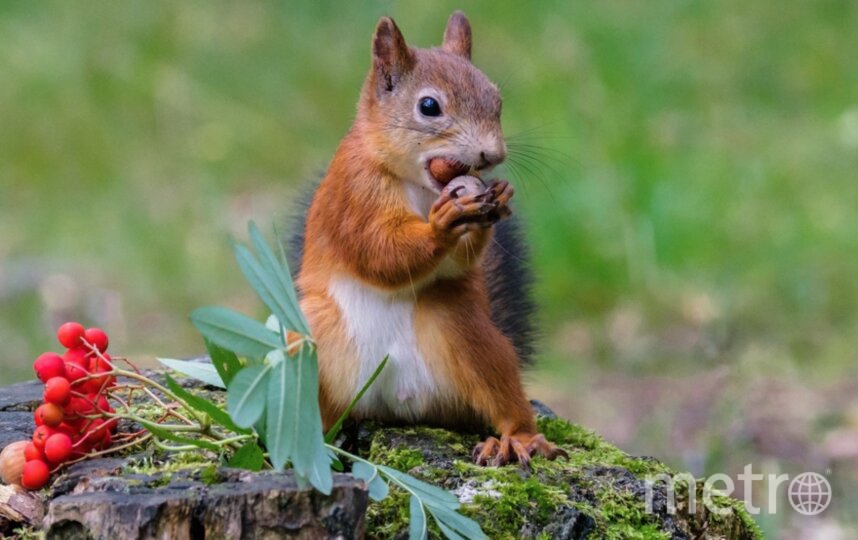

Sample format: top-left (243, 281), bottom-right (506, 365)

top-left (472, 432), bottom-right (566, 470)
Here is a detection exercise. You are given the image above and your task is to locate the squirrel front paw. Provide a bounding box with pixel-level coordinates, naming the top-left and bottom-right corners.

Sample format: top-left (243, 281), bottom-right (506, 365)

top-left (473, 432), bottom-right (567, 470)
top-left (429, 192), bottom-right (495, 245)
top-left (485, 180), bottom-right (514, 223)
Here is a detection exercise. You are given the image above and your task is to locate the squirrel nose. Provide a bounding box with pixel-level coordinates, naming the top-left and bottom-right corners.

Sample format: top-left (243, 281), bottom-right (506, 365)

top-left (477, 150), bottom-right (505, 170)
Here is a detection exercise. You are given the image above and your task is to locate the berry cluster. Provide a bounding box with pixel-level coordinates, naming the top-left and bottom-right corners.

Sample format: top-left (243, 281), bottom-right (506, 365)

top-left (23, 322), bottom-right (118, 489)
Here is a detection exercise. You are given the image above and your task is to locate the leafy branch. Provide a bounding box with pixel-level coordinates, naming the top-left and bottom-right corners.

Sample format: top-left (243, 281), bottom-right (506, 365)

top-left (154, 221), bottom-right (486, 539)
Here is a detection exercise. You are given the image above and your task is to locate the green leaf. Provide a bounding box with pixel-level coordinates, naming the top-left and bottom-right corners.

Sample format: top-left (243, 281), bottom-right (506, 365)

top-left (281, 345), bottom-right (332, 493)
top-left (157, 358), bottom-right (225, 389)
top-left (163, 373), bottom-right (249, 435)
top-left (435, 520), bottom-right (465, 540)
top-left (352, 461), bottom-right (389, 502)
top-left (227, 365), bottom-right (271, 428)
top-left (228, 442), bottom-right (265, 471)
top-left (265, 357), bottom-right (291, 470)
top-left (141, 421), bottom-right (220, 451)
top-left (379, 466), bottom-right (460, 510)
top-left (428, 506), bottom-right (487, 540)
top-left (235, 244), bottom-right (305, 339)
top-left (205, 339), bottom-right (242, 386)
top-left (191, 306), bottom-right (281, 360)
top-left (409, 495), bottom-right (428, 540)
top-left (247, 222), bottom-right (309, 334)
top-left (325, 355), bottom-right (388, 443)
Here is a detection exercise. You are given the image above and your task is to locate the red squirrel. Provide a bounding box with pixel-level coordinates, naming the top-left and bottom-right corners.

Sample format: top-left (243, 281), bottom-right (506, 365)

top-left (291, 12), bottom-right (566, 467)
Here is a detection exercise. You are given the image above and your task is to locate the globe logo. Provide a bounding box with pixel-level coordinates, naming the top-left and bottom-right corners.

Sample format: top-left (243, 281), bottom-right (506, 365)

top-left (788, 472), bottom-right (832, 516)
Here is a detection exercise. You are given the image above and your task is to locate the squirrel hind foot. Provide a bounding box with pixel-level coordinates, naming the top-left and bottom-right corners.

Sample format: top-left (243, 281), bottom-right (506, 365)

top-left (472, 433), bottom-right (568, 470)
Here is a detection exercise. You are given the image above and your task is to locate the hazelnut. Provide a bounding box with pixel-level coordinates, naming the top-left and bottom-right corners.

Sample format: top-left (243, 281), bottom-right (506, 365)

top-left (441, 175), bottom-right (489, 200)
top-left (428, 158), bottom-right (470, 185)
top-left (0, 440), bottom-right (28, 486)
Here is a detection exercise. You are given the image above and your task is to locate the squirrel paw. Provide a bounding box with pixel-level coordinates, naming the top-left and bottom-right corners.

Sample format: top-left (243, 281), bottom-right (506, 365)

top-left (485, 180), bottom-right (514, 223)
top-left (430, 192), bottom-right (495, 243)
top-left (472, 433), bottom-right (568, 470)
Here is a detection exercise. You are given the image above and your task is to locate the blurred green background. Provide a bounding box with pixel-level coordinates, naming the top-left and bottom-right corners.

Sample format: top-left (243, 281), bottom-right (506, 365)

top-left (1, 1), bottom-right (856, 537)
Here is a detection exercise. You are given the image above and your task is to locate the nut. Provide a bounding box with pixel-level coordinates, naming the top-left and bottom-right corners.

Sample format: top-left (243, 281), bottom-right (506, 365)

top-left (428, 158), bottom-right (471, 185)
top-left (0, 441), bottom-right (28, 486)
top-left (441, 175), bottom-right (489, 200)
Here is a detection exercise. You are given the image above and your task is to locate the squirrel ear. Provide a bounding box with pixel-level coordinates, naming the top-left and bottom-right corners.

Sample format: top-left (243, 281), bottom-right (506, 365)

top-left (371, 17), bottom-right (414, 94)
top-left (442, 11), bottom-right (472, 60)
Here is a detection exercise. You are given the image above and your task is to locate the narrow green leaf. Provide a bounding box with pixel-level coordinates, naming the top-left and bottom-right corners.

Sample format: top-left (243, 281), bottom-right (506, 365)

top-left (435, 520), bottom-right (465, 540)
top-left (352, 461), bottom-right (376, 482)
top-left (368, 474), bottom-right (389, 501)
top-left (428, 506), bottom-right (487, 540)
top-left (163, 373), bottom-right (249, 435)
top-left (227, 365), bottom-right (271, 428)
top-left (191, 306), bottom-right (281, 360)
top-left (142, 421), bottom-right (220, 451)
top-left (284, 345), bottom-right (332, 493)
top-left (325, 355), bottom-right (389, 443)
top-left (204, 338), bottom-right (242, 386)
top-left (265, 358), bottom-right (290, 470)
top-left (228, 442), bottom-right (265, 471)
top-left (248, 222), bottom-right (309, 334)
top-left (379, 466), bottom-right (460, 509)
top-left (234, 244), bottom-right (305, 337)
top-left (157, 358), bottom-right (225, 389)
top-left (353, 462), bottom-right (389, 502)
top-left (409, 495), bottom-right (428, 540)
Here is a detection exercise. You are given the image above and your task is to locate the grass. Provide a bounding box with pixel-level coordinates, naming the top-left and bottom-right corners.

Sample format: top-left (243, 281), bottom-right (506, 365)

top-left (1, 1), bottom-right (857, 537)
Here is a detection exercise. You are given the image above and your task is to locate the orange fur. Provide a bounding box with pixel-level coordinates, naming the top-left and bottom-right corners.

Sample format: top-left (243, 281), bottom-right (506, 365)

top-left (297, 12), bottom-right (564, 466)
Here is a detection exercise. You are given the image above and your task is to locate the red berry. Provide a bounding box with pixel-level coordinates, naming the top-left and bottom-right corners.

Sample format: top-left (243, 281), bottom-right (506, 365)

top-left (44, 433), bottom-right (73, 465)
top-left (83, 328), bottom-right (108, 353)
top-left (33, 353), bottom-right (65, 382)
top-left (67, 396), bottom-right (89, 414)
top-left (93, 395), bottom-right (110, 413)
top-left (99, 431), bottom-right (113, 450)
top-left (35, 403), bottom-right (64, 427)
top-left (57, 322), bottom-right (86, 349)
top-left (24, 442), bottom-right (45, 462)
top-left (104, 417), bottom-right (119, 433)
top-left (64, 396), bottom-right (95, 420)
top-left (84, 419), bottom-right (106, 443)
top-left (44, 377), bottom-right (72, 406)
top-left (64, 361), bottom-right (88, 387)
top-left (56, 422), bottom-right (78, 438)
top-left (32, 426), bottom-right (56, 449)
top-left (21, 460), bottom-right (50, 490)
top-left (63, 348), bottom-right (91, 366)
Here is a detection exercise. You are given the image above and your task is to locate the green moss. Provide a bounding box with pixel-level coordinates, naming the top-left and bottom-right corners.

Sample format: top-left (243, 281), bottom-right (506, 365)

top-left (11, 527), bottom-right (43, 540)
top-left (465, 474), bottom-right (569, 539)
top-left (122, 449), bottom-right (219, 480)
top-left (589, 483), bottom-right (670, 540)
top-left (369, 444), bottom-right (425, 472)
top-left (362, 417), bottom-right (765, 539)
top-left (537, 416), bottom-right (602, 450)
top-left (365, 490), bottom-right (417, 539)
top-left (200, 464), bottom-right (220, 485)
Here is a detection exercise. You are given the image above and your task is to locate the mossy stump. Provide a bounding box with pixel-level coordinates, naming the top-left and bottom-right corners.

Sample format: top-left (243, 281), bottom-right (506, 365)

top-left (354, 406), bottom-right (763, 540)
top-left (1, 379), bottom-right (762, 539)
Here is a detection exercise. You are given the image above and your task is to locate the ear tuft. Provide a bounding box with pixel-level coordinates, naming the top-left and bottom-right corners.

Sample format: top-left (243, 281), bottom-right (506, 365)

top-left (372, 16), bottom-right (413, 94)
top-left (442, 11), bottom-right (472, 60)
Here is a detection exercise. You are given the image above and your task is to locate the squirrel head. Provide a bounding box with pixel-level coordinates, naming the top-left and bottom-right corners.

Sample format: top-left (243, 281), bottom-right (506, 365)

top-left (357, 12), bottom-right (506, 194)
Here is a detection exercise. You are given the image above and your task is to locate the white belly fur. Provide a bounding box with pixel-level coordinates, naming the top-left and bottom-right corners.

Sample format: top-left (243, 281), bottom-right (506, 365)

top-left (327, 275), bottom-right (446, 421)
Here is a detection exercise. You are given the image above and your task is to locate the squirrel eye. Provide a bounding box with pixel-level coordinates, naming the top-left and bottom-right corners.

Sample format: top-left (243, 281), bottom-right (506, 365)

top-left (418, 96), bottom-right (442, 117)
